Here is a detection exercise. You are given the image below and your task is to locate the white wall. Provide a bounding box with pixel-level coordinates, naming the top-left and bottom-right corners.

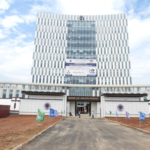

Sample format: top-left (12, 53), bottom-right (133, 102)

top-left (97, 102), bottom-right (101, 117)
top-left (0, 99), bottom-right (20, 111)
top-left (66, 102), bottom-right (70, 117)
top-left (91, 102), bottom-right (97, 117)
top-left (105, 101), bottom-right (149, 117)
top-left (19, 95), bottom-right (66, 116)
top-left (70, 101), bottom-right (75, 116)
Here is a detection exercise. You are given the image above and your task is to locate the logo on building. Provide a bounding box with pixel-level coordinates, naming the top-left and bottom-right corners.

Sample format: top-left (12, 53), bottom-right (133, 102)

top-left (44, 103), bottom-right (50, 110)
top-left (117, 104), bottom-right (124, 111)
top-left (79, 15), bottom-right (84, 21)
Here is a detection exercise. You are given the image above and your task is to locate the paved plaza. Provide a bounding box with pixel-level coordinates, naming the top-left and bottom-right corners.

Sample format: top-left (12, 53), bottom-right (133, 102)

top-left (22, 117), bottom-right (150, 150)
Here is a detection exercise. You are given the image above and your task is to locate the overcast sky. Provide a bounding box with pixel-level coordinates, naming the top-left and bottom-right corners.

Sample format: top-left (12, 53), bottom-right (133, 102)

top-left (0, 0), bottom-right (150, 84)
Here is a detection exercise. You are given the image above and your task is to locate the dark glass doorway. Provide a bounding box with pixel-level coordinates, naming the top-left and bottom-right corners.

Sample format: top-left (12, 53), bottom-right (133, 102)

top-left (75, 102), bottom-right (91, 116)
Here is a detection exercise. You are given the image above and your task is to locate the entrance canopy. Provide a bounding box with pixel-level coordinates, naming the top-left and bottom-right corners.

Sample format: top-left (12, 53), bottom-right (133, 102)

top-left (22, 91), bottom-right (65, 96)
top-left (102, 93), bottom-right (147, 97)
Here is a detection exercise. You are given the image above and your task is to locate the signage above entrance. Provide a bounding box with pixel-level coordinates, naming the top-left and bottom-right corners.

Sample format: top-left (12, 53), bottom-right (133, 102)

top-left (67, 96), bottom-right (100, 102)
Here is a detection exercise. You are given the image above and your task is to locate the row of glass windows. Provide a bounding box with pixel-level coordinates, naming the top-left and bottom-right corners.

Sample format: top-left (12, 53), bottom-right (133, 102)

top-left (33, 60), bottom-right (64, 68)
top-left (97, 77), bottom-right (132, 85)
top-left (67, 40), bottom-right (128, 48)
top-left (64, 76), bottom-right (96, 85)
top-left (68, 20), bottom-right (127, 28)
top-left (66, 55), bottom-right (96, 59)
top-left (98, 54), bottom-right (129, 62)
top-left (37, 32), bottom-right (66, 40)
top-left (36, 25), bottom-right (67, 33)
top-left (97, 62), bottom-right (130, 69)
top-left (32, 75), bottom-right (63, 84)
top-left (98, 69), bottom-right (130, 77)
top-left (97, 47), bottom-right (129, 55)
top-left (35, 39), bottom-right (66, 46)
top-left (66, 54), bottom-right (129, 61)
top-left (66, 49), bottom-right (95, 54)
top-left (67, 36), bottom-right (96, 41)
top-left (38, 13), bottom-right (126, 20)
top-left (2, 90), bottom-right (20, 98)
top-left (36, 32), bottom-right (128, 41)
top-left (2, 83), bottom-right (149, 92)
top-left (67, 27), bottom-right (127, 35)
top-left (67, 43), bottom-right (97, 48)
top-left (68, 29), bottom-right (96, 35)
top-left (31, 68), bottom-right (65, 76)
top-left (35, 46), bottom-right (65, 53)
top-left (2, 87), bottom-right (147, 99)
top-left (69, 88), bottom-right (93, 96)
top-left (96, 33), bottom-right (128, 40)
top-left (36, 26), bottom-right (127, 34)
top-left (97, 26), bottom-right (127, 33)
top-left (38, 18), bottom-right (66, 26)
top-left (66, 47), bottom-right (129, 55)
top-left (33, 53), bottom-right (65, 61)
top-left (98, 40), bottom-right (128, 47)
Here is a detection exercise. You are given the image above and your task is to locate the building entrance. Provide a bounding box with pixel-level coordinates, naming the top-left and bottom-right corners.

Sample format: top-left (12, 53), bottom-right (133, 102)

top-left (75, 102), bottom-right (91, 115)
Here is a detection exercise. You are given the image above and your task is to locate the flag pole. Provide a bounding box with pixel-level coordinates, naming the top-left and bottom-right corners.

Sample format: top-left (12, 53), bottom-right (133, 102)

top-left (35, 122), bottom-right (37, 135)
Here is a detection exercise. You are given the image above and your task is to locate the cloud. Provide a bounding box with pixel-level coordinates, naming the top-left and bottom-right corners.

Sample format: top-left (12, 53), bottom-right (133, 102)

top-left (0, 0), bottom-right (9, 10)
top-left (10, 9), bottom-right (18, 14)
top-left (0, 34), bottom-right (33, 82)
top-left (0, 30), bottom-right (6, 39)
top-left (22, 4), bottom-right (53, 24)
top-left (57, 0), bottom-right (125, 15)
top-left (138, 5), bottom-right (150, 17)
top-left (127, 8), bottom-right (150, 84)
top-left (0, 15), bottom-right (24, 29)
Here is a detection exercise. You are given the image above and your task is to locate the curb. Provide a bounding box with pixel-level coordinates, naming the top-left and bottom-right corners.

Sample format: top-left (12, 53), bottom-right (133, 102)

top-left (104, 118), bottom-right (150, 134)
top-left (13, 117), bottom-right (65, 150)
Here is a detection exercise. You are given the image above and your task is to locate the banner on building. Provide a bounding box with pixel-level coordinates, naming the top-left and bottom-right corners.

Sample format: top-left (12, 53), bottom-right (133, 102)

top-left (65, 59), bottom-right (97, 76)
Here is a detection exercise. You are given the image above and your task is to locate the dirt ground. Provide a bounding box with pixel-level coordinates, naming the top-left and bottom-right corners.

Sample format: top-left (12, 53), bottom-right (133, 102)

top-left (0, 115), bottom-right (64, 150)
top-left (106, 117), bottom-right (150, 132)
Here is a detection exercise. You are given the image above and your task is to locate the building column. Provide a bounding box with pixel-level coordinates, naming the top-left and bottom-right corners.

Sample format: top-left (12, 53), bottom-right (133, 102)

top-left (0, 88), bottom-right (2, 98)
top-left (67, 88), bottom-right (69, 96)
top-left (63, 95), bottom-right (67, 117)
top-left (141, 97), bottom-right (144, 101)
top-left (92, 88), bottom-right (95, 96)
top-left (97, 88), bottom-right (99, 96)
top-left (101, 96), bottom-right (105, 118)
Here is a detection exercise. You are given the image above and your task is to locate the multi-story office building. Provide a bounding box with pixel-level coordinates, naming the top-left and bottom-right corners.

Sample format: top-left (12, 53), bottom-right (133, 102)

top-left (32, 13), bottom-right (132, 87)
top-left (0, 13), bottom-right (149, 117)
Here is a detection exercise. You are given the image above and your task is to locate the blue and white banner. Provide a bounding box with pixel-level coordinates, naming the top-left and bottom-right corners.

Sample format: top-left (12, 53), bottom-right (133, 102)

top-left (66, 59), bottom-right (97, 64)
top-left (49, 108), bottom-right (54, 117)
top-left (65, 59), bottom-right (97, 76)
top-left (140, 112), bottom-right (145, 121)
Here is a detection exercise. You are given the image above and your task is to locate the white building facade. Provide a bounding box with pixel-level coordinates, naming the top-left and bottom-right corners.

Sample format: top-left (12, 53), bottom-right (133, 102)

top-left (32, 13), bottom-right (131, 86)
top-left (0, 13), bottom-right (149, 118)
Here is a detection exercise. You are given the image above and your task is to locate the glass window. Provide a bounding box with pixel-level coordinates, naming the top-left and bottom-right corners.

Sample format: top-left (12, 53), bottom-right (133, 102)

top-left (16, 90), bottom-right (19, 97)
top-left (22, 94), bottom-right (25, 99)
top-left (32, 75), bottom-right (34, 83)
top-left (9, 90), bottom-right (13, 99)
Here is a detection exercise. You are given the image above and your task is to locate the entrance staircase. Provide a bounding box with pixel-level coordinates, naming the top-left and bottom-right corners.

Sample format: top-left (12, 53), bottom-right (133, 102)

top-left (80, 114), bottom-right (91, 118)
